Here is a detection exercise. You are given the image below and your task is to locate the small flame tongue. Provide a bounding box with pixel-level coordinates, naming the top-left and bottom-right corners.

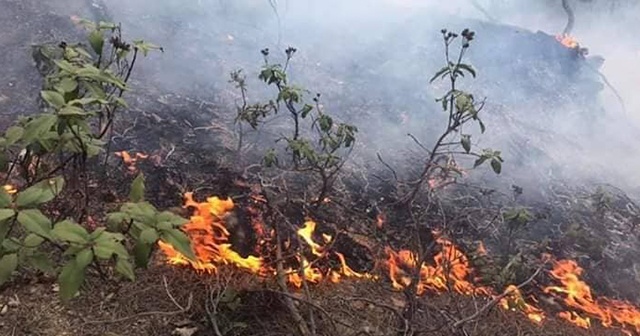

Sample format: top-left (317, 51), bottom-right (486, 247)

top-left (556, 33), bottom-right (579, 49)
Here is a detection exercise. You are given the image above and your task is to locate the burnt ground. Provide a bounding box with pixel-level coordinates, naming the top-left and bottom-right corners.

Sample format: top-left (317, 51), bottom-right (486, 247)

top-left (0, 0), bottom-right (639, 336)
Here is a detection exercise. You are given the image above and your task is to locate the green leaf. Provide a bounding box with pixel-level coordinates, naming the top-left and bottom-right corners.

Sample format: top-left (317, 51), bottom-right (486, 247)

top-left (22, 114), bottom-right (58, 143)
top-left (473, 156), bottom-right (488, 169)
top-left (0, 189), bottom-right (11, 208)
top-left (106, 212), bottom-right (128, 232)
top-left (41, 90), bottom-right (66, 108)
top-left (23, 233), bottom-right (45, 248)
top-left (115, 258), bottom-right (135, 281)
top-left (88, 30), bottom-right (104, 56)
top-left (0, 209), bottom-right (16, 222)
top-left (5, 126), bottom-right (24, 145)
top-left (301, 104), bottom-right (314, 118)
top-left (457, 63), bottom-right (476, 78)
top-left (52, 220), bottom-right (90, 244)
top-left (57, 77), bottom-right (78, 93)
top-left (58, 249), bottom-right (93, 301)
top-left (0, 253), bottom-right (18, 286)
top-left (132, 241), bottom-right (152, 268)
top-left (478, 119), bottom-right (486, 134)
top-left (15, 176), bottom-right (64, 208)
top-left (121, 202), bottom-right (157, 225)
top-left (59, 105), bottom-right (89, 116)
top-left (461, 134), bottom-right (471, 153)
top-left (89, 227), bottom-right (106, 240)
top-left (26, 253), bottom-right (55, 274)
top-left (161, 229), bottom-right (195, 260)
top-left (17, 209), bottom-right (52, 240)
top-left (429, 66), bottom-right (450, 83)
top-left (156, 211), bottom-right (188, 227)
top-left (93, 233), bottom-right (128, 259)
top-left (139, 228), bottom-right (159, 244)
top-left (129, 173), bottom-right (145, 202)
top-left (490, 159), bottom-right (502, 174)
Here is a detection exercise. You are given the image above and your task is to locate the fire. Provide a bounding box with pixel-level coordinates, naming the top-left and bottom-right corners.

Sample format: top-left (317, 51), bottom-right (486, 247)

top-left (158, 193), bottom-right (264, 274)
top-left (544, 259), bottom-right (640, 333)
top-left (376, 212), bottom-right (386, 229)
top-left (115, 151), bottom-right (148, 173)
top-left (160, 192), bottom-right (377, 288)
top-left (385, 236), bottom-right (490, 296)
top-left (500, 285), bottom-right (545, 324)
top-left (159, 191), bottom-right (640, 334)
top-left (3, 185), bottom-right (17, 194)
top-left (556, 34), bottom-right (579, 49)
top-left (297, 220), bottom-right (324, 257)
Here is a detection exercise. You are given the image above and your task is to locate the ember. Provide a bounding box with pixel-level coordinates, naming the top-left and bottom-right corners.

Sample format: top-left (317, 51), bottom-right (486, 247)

top-left (556, 33), bottom-right (579, 49)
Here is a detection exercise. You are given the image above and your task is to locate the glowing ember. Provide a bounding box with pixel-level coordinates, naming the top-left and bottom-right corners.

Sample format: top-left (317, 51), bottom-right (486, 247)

top-left (376, 212), bottom-right (386, 229)
top-left (115, 151), bottom-right (148, 173)
top-left (3, 185), bottom-right (17, 194)
top-left (500, 285), bottom-right (545, 324)
top-left (556, 34), bottom-right (579, 49)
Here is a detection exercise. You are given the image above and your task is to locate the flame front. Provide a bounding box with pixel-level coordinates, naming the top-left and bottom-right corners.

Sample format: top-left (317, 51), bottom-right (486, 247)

top-left (160, 192), bottom-right (640, 334)
top-left (544, 259), bottom-right (640, 333)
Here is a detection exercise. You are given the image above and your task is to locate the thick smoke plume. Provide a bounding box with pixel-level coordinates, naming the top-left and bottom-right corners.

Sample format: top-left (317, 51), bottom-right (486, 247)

top-left (60, 0), bottom-right (640, 195)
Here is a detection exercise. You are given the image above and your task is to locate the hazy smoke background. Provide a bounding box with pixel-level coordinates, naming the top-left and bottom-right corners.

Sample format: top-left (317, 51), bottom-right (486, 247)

top-left (56, 0), bottom-right (640, 196)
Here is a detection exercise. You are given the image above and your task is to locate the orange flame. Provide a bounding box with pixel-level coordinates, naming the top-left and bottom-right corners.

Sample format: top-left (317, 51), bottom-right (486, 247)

top-left (556, 34), bottom-right (579, 49)
top-left (385, 236), bottom-right (490, 296)
top-left (544, 259), bottom-right (640, 333)
top-left (297, 220), bottom-right (324, 257)
top-left (3, 185), bottom-right (17, 195)
top-left (500, 285), bottom-right (546, 324)
top-left (376, 213), bottom-right (386, 229)
top-left (115, 151), bottom-right (148, 173)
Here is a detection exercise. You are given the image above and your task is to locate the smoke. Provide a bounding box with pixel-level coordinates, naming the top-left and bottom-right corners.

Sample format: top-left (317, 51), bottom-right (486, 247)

top-left (59, 0), bottom-right (640, 195)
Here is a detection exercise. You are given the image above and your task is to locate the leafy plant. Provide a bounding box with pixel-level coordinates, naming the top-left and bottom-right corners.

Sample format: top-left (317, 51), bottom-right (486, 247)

top-left (231, 47), bottom-right (358, 204)
top-left (0, 173), bottom-right (192, 301)
top-left (404, 28), bottom-right (502, 203)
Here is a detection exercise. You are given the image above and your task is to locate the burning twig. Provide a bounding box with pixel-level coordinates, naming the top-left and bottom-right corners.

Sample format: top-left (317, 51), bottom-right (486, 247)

top-left (451, 263), bottom-right (545, 330)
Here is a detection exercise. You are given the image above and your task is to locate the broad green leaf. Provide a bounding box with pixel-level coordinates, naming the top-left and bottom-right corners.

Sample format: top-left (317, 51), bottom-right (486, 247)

top-left (139, 228), bottom-right (159, 244)
top-left (94, 233), bottom-right (128, 259)
top-left (41, 90), bottom-right (66, 108)
top-left (57, 250), bottom-right (92, 301)
top-left (115, 258), bottom-right (135, 281)
top-left (57, 77), bottom-right (78, 93)
top-left (2, 238), bottom-right (20, 253)
top-left (121, 202), bottom-right (157, 224)
top-left (59, 106), bottom-right (89, 116)
top-left (129, 173), bottom-right (145, 202)
top-left (106, 212), bottom-right (128, 232)
top-left (457, 63), bottom-right (476, 78)
top-left (0, 189), bottom-right (11, 208)
top-left (156, 221), bottom-right (172, 231)
top-left (429, 66), bottom-right (450, 83)
top-left (461, 134), bottom-right (471, 153)
top-left (0, 217), bottom-right (11, 242)
top-left (17, 209), bottom-right (53, 240)
top-left (26, 253), bottom-right (55, 274)
top-left (89, 227), bottom-right (106, 240)
top-left (15, 176), bottom-right (64, 208)
top-left (156, 211), bottom-right (188, 227)
top-left (0, 253), bottom-right (18, 285)
top-left (5, 126), bottom-right (24, 145)
top-left (88, 30), bottom-right (104, 56)
top-left (76, 248), bottom-right (94, 266)
top-left (22, 114), bottom-right (58, 143)
top-left (474, 156), bottom-right (488, 169)
top-left (52, 220), bottom-right (89, 244)
top-left (132, 241), bottom-right (151, 268)
top-left (23, 233), bottom-right (45, 248)
top-left (0, 209), bottom-right (16, 222)
top-left (53, 60), bottom-right (77, 73)
top-left (161, 229), bottom-right (195, 260)
top-left (491, 159), bottom-right (502, 174)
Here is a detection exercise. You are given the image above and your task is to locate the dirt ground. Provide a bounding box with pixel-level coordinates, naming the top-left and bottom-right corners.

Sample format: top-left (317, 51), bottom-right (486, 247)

top-left (0, 0), bottom-right (636, 335)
